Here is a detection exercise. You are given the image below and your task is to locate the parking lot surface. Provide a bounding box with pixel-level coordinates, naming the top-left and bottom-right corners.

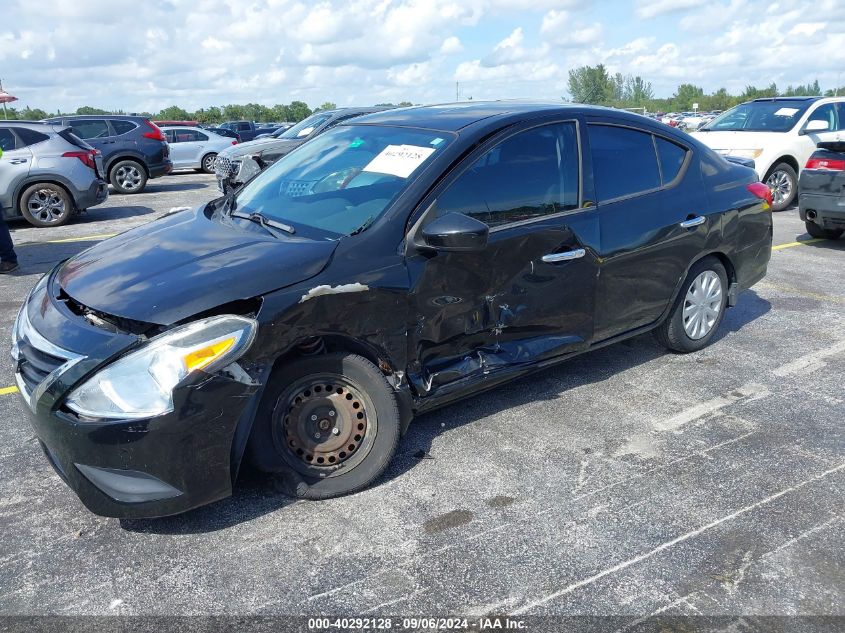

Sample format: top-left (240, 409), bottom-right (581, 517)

top-left (0, 172), bottom-right (842, 618)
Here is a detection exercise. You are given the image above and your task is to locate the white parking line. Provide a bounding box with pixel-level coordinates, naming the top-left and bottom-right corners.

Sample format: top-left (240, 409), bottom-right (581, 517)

top-left (773, 338), bottom-right (845, 377)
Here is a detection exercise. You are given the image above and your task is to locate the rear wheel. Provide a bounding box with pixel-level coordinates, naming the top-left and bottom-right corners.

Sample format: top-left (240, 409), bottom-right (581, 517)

top-left (19, 183), bottom-right (73, 227)
top-left (201, 153), bottom-right (217, 174)
top-left (765, 162), bottom-right (797, 211)
top-left (805, 221), bottom-right (843, 240)
top-left (109, 159), bottom-right (147, 194)
top-left (247, 353), bottom-right (401, 499)
top-left (656, 256), bottom-right (728, 353)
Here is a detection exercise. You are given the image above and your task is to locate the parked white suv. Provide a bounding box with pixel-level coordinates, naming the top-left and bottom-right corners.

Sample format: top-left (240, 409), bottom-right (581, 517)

top-left (693, 97), bottom-right (845, 211)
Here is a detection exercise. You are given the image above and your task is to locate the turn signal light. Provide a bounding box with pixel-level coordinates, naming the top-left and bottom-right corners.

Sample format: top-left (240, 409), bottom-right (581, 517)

top-left (747, 182), bottom-right (773, 208)
top-left (142, 120), bottom-right (166, 141)
top-left (805, 157), bottom-right (845, 171)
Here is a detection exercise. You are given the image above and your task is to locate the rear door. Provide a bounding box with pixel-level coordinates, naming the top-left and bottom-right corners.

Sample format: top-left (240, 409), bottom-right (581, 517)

top-left (109, 119), bottom-right (139, 161)
top-left (168, 129), bottom-right (207, 167)
top-left (406, 119), bottom-right (599, 395)
top-left (586, 121), bottom-right (711, 341)
top-left (0, 128), bottom-right (32, 215)
top-left (67, 119), bottom-right (115, 159)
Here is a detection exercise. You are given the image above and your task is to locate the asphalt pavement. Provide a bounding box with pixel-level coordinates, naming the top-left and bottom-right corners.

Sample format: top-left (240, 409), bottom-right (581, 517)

top-left (0, 172), bottom-right (842, 623)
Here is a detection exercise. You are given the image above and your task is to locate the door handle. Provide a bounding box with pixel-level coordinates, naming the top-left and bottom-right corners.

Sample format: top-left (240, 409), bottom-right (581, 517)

top-left (542, 248), bottom-right (586, 263)
top-left (8, 158), bottom-right (28, 164)
top-left (679, 215), bottom-right (705, 228)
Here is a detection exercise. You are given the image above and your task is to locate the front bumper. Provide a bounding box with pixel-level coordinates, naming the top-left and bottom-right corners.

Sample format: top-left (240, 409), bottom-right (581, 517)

top-left (12, 272), bottom-right (260, 518)
top-left (799, 192), bottom-right (845, 229)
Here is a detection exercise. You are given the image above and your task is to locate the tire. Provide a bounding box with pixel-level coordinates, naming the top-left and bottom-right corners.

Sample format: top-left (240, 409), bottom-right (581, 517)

top-left (109, 159), bottom-right (148, 194)
top-left (19, 183), bottom-right (73, 227)
top-left (247, 353), bottom-right (401, 500)
top-left (764, 162), bottom-right (797, 211)
top-left (805, 220), bottom-right (843, 240)
top-left (201, 153), bottom-right (217, 174)
top-left (655, 256), bottom-right (728, 353)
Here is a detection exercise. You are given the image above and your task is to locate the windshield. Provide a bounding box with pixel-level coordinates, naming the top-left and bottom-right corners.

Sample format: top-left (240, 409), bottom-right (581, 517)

top-left (278, 113), bottom-right (332, 140)
top-left (234, 125), bottom-right (453, 238)
top-left (702, 100), bottom-right (812, 132)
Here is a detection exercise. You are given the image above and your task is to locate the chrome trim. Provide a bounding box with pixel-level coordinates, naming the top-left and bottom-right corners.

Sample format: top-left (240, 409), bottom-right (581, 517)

top-left (542, 248), bottom-right (586, 263)
top-left (679, 216), bottom-right (706, 228)
top-left (13, 305), bottom-right (84, 412)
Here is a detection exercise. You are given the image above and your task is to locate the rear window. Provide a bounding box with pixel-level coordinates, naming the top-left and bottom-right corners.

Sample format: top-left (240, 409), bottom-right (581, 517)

top-left (57, 129), bottom-right (93, 150)
top-left (589, 124), bottom-right (660, 202)
top-left (111, 120), bottom-right (137, 135)
top-left (15, 128), bottom-right (50, 147)
top-left (70, 120), bottom-right (111, 139)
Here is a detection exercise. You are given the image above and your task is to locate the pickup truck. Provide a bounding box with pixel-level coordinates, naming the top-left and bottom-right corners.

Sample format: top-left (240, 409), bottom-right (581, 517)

top-left (217, 121), bottom-right (277, 142)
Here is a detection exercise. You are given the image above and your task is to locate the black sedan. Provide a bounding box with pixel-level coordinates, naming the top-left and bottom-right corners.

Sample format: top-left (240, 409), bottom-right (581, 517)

top-left (12, 102), bottom-right (773, 518)
top-left (799, 141), bottom-right (845, 239)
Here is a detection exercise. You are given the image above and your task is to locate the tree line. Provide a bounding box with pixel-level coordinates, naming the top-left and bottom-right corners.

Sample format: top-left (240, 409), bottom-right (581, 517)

top-left (1, 100), bottom-right (413, 123)
top-left (567, 64), bottom-right (843, 112)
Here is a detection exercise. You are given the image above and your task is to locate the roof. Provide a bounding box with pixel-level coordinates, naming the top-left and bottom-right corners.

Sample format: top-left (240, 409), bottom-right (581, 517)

top-left (751, 96), bottom-right (821, 102)
top-left (349, 101), bottom-right (585, 131)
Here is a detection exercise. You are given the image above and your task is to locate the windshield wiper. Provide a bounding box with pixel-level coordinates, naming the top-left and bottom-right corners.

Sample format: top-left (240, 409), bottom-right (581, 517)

top-left (349, 215), bottom-right (375, 236)
top-left (231, 211), bottom-right (295, 237)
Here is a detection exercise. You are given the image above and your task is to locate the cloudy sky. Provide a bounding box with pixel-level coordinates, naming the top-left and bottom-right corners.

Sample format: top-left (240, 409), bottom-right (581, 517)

top-left (1, 0), bottom-right (843, 113)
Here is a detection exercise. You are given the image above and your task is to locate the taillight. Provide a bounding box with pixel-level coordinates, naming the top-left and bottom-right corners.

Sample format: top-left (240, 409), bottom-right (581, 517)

top-left (747, 182), bottom-right (773, 208)
top-left (62, 150), bottom-right (98, 171)
top-left (231, 140), bottom-right (238, 145)
top-left (142, 119), bottom-right (166, 141)
top-left (805, 157), bottom-right (845, 171)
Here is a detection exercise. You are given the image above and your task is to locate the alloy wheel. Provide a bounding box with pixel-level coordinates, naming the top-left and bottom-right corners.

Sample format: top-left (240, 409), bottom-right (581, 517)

top-left (26, 188), bottom-right (67, 224)
top-left (683, 270), bottom-right (723, 340)
top-left (765, 169), bottom-right (793, 207)
top-left (115, 164), bottom-right (143, 191)
top-left (203, 154), bottom-right (217, 172)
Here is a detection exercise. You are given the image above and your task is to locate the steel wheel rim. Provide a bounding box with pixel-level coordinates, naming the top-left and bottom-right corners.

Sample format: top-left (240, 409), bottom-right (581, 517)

top-left (115, 165), bottom-right (142, 190)
top-left (683, 270), bottom-right (722, 340)
top-left (766, 170), bottom-right (792, 206)
top-left (27, 188), bottom-right (66, 223)
top-left (274, 374), bottom-right (375, 475)
top-left (203, 154), bottom-right (216, 171)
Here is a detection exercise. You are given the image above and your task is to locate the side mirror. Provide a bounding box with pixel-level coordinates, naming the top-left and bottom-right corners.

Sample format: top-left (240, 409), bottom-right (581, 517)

top-left (421, 212), bottom-right (489, 252)
top-left (801, 119), bottom-right (830, 135)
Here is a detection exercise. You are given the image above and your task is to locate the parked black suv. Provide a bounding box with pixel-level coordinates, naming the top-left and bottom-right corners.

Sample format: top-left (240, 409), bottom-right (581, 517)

top-left (43, 115), bottom-right (172, 193)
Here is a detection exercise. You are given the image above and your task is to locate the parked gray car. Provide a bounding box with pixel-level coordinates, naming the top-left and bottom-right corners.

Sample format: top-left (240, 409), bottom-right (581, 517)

top-left (0, 122), bottom-right (108, 227)
top-left (215, 107), bottom-right (391, 192)
top-left (161, 126), bottom-right (237, 173)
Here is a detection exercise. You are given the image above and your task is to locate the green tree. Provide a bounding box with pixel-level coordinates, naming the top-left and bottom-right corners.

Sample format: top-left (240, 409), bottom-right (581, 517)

top-left (672, 84), bottom-right (705, 110)
top-left (316, 101), bottom-right (337, 112)
top-left (287, 100), bottom-right (312, 121)
top-left (76, 106), bottom-right (110, 115)
top-left (19, 106), bottom-right (49, 120)
top-left (567, 64), bottom-right (614, 104)
top-left (625, 76), bottom-right (654, 106)
top-left (157, 105), bottom-right (190, 121)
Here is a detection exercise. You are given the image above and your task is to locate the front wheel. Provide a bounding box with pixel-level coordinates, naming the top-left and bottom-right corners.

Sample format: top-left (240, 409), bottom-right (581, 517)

top-left (656, 256), bottom-right (728, 353)
top-left (247, 353), bottom-right (401, 499)
top-left (765, 162), bottom-right (797, 211)
top-left (201, 153), bottom-right (217, 174)
top-left (805, 221), bottom-right (843, 240)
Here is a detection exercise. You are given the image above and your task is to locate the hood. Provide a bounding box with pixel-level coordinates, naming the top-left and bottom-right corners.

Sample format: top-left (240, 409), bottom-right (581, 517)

top-left (219, 137), bottom-right (305, 160)
top-left (692, 130), bottom-right (784, 151)
top-left (57, 205), bottom-right (337, 325)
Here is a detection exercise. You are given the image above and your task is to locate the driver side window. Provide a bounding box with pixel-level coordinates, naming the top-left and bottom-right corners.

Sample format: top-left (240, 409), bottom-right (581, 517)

top-left (437, 122), bottom-right (579, 228)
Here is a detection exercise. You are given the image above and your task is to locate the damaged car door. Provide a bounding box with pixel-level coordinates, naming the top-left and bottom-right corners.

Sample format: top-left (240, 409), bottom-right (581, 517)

top-left (405, 120), bottom-right (598, 397)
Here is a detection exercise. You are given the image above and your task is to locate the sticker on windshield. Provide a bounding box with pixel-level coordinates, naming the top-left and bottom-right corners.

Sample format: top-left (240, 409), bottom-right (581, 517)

top-left (362, 144), bottom-right (436, 178)
top-left (430, 137), bottom-right (444, 146)
top-left (296, 126), bottom-right (315, 137)
top-left (774, 107), bottom-right (799, 117)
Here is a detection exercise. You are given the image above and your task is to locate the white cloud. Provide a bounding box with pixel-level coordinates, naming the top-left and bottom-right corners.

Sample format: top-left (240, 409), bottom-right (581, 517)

top-left (635, 0), bottom-right (706, 19)
top-left (440, 36), bottom-right (463, 54)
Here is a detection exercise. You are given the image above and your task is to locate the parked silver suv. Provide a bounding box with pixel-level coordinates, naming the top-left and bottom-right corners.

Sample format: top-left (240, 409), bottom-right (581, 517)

top-left (0, 122), bottom-right (108, 227)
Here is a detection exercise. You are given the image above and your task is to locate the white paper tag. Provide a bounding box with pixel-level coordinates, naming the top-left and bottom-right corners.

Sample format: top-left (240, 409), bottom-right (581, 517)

top-left (362, 144), bottom-right (436, 178)
top-left (296, 126), bottom-right (315, 137)
top-left (774, 107), bottom-right (798, 116)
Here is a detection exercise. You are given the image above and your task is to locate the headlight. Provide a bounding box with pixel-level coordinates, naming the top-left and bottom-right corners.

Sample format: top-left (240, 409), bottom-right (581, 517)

top-left (66, 315), bottom-right (257, 420)
top-left (729, 149), bottom-right (764, 159)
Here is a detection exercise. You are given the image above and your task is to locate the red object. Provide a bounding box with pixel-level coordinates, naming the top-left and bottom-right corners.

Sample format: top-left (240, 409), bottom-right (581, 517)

top-left (668, 120), bottom-right (679, 127)
top-left (142, 119), bottom-right (166, 141)
top-left (0, 89), bottom-right (18, 104)
top-left (62, 149), bottom-right (99, 171)
top-left (154, 120), bottom-right (198, 126)
top-left (805, 157), bottom-right (845, 171)
top-left (747, 182), bottom-right (773, 207)
top-left (231, 140), bottom-right (238, 145)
